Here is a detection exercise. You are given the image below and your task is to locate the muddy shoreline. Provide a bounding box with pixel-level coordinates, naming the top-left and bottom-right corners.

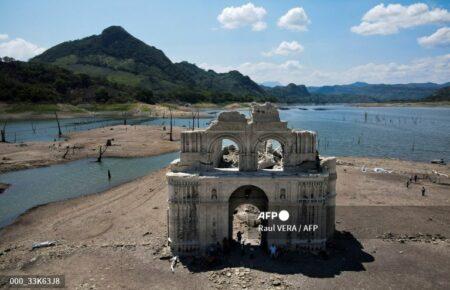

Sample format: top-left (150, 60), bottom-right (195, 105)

top-left (0, 155), bottom-right (449, 289)
top-left (0, 124), bottom-right (182, 173)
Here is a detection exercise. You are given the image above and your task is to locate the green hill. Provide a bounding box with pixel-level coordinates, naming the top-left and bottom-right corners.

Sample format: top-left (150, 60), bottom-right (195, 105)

top-left (0, 59), bottom-right (151, 104)
top-left (31, 26), bottom-right (270, 102)
top-left (263, 83), bottom-right (310, 103)
top-left (307, 82), bottom-right (448, 101)
top-left (424, 86), bottom-right (450, 102)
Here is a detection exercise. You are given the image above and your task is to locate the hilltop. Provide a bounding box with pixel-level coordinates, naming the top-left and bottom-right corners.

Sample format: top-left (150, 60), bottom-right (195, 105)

top-left (30, 26), bottom-right (271, 103)
top-left (424, 86), bottom-right (450, 102)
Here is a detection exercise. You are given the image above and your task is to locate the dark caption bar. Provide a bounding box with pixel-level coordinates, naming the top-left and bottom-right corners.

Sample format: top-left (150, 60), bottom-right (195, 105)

top-left (0, 275), bottom-right (65, 288)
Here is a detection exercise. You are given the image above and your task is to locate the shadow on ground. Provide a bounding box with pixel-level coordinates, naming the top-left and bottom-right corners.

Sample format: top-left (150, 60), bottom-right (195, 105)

top-left (180, 231), bottom-right (374, 277)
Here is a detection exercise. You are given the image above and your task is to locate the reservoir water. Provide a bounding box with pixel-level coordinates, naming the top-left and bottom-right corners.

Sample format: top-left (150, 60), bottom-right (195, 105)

top-left (0, 152), bottom-right (179, 228)
top-left (3, 106), bottom-right (449, 162)
top-left (1, 105), bottom-right (449, 228)
top-left (3, 116), bottom-right (213, 143)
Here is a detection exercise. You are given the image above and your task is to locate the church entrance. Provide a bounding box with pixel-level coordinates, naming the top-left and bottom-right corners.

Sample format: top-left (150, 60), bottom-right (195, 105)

top-left (228, 185), bottom-right (268, 248)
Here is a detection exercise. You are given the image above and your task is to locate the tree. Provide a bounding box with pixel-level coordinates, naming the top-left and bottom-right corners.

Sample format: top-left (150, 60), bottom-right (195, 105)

top-left (96, 145), bottom-right (108, 162)
top-left (169, 107), bottom-right (174, 141)
top-left (54, 112), bottom-right (62, 137)
top-left (1, 121), bottom-right (7, 142)
top-left (135, 89), bottom-right (154, 104)
top-left (95, 88), bottom-right (109, 103)
top-left (191, 108), bottom-right (196, 131)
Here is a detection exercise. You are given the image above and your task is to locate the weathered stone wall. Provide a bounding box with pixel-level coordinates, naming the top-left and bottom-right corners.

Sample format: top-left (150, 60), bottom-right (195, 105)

top-left (175, 103), bottom-right (317, 173)
top-left (167, 103), bottom-right (337, 256)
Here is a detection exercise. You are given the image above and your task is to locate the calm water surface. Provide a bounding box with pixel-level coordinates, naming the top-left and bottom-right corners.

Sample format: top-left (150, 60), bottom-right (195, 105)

top-left (0, 152), bottom-right (179, 228)
top-left (279, 105), bottom-right (450, 162)
top-left (1, 105), bottom-right (449, 228)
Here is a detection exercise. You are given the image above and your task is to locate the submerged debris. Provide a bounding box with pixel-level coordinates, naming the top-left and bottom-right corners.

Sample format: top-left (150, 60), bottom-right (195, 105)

top-left (430, 159), bottom-right (446, 165)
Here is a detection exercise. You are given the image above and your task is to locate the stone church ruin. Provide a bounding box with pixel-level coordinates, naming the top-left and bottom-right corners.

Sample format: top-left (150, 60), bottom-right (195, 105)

top-left (166, 103), bottom-right (337, 256)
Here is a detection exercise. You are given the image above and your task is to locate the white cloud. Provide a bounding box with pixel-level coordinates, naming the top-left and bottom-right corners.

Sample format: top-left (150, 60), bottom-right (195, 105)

top-left (0, 34), bottom-right (8, 41)
top-left (217, 2), bottom-right (267, 31)
top-left (263, 41), bottom-right (304, 57)
top-left (278, 7), bottom-right (311, 31)
top-left (418, 27), bottom-right (450, 47)
top-left (199, 54), bottom-right (450, 86)
top-left (351, 3), bottom-right (450, 35)
top-left (0, 38), bottom-right (46, 60)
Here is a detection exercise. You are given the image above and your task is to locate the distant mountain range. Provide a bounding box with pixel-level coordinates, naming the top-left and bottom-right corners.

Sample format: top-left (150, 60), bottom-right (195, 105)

top-left (0, 25), bottom-right (448, 105)
top-left (261, 83), bottom-right (310, 103)
top-left (260, 81), bottom-right (283, 88)
top-left (307, 82), bottom-right (450, 102)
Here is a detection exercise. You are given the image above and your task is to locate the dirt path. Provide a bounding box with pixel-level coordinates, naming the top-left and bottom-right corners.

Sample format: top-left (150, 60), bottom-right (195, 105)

top-left (0, 158), bottom-right (449, 289)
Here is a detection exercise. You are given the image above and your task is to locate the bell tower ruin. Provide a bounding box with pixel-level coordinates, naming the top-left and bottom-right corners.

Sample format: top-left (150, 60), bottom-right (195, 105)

top-left (166, 103), bottom-right (336, 256)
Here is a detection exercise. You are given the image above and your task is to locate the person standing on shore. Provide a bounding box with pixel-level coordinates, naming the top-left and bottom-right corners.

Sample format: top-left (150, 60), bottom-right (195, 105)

top-left (421, 186), bottom-right (426, 196)
top-left (269, 244), bottom-right (277, 259)
top-left (236, 231), bottom-right (242, 244)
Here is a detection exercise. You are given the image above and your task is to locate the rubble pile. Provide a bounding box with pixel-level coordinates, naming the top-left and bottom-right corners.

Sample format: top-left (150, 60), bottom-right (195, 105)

top-left (207, 268), bottom-right (290, 289)
top-left (257, 141), bottom-right (283, 170)
top-left (378, 232), bottom-right (447, 243)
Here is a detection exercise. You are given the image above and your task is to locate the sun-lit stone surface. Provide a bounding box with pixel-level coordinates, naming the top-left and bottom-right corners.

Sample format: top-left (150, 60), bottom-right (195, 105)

top-left (167, 103), bottom-right (336, 255)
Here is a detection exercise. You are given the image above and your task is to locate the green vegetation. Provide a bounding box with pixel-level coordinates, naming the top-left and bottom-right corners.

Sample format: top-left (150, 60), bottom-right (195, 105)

top-left (30, 26), bottom-right (271, 103)
top-left (263, 83), bottom-right (310, 103)
top-left (0, 59), bottom-right (137, 104)
top-left (307, 82), bottom-right (449, 102)
top-left (77, 103), bottom-right (136, 112)
top-left (423, 86), bottom-right (450, 102)
top-left (5, 103), bottom-right (60, 113)
top-left (2, 26), bottom-right (446, 106)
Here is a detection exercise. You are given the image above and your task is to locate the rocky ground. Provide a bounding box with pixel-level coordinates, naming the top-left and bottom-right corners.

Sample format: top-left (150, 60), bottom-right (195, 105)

top-left (0, 125), bottom-right (181, 173)
top-left (0, 157), bottom-right (449, 289)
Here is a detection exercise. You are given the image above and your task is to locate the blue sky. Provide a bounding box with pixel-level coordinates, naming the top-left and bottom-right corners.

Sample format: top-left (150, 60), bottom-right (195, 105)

top-left (0, 0), bottom-right (449, 85)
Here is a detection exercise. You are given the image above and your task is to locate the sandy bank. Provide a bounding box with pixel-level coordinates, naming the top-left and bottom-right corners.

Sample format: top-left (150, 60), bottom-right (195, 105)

top-left (0, 125), bottom-right (181, 173)
top-left (0, 102), bottom-right (212, 120)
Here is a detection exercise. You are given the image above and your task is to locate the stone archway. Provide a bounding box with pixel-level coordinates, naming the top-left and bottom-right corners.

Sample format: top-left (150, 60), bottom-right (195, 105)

top-left (228, 185), bottom-right (268, 247)
top-left (208, 134), bottom-right (244, 169)
top-left (253, 134), bottom-right (287, 171)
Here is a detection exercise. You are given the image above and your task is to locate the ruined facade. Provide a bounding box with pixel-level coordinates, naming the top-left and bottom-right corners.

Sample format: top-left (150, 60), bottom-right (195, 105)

top-left (167, 103), bottom-right (336, 255)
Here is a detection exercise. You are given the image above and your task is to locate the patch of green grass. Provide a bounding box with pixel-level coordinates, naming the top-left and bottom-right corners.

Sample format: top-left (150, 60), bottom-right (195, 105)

top-left (140, 106), bottom-right (152, 112)
top-left (5, 103), bottom-right (59, 113)
top-left (81, 103), bottom-right (136, 112)
top-left (159, 103), bottom-right (180, 110)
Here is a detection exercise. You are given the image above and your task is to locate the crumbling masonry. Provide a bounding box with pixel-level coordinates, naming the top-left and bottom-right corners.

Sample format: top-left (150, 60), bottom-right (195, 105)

top-left (167, 103), bottom-right (336, 255)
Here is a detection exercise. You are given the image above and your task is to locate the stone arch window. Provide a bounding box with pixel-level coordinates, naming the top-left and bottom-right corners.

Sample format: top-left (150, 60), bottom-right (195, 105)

top-left (210, 136), bottom-right (241, 169)
top-left (280, 188), bottom-right (286, 200)
top-left (256, 137), bottom-right (285, 171)
top-left (211, 189), bottom-right (217, 200)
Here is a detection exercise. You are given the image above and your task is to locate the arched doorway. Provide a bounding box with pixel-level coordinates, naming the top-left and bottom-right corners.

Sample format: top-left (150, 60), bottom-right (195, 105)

top-left (228, 185), bottom-right (268, 248)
